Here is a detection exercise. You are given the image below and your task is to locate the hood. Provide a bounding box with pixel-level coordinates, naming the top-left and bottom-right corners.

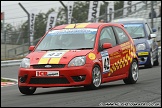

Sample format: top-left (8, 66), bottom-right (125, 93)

top-left (132, 38), bottom-right (147, 46)
top-left (26, 50), bottom-right (92, 65)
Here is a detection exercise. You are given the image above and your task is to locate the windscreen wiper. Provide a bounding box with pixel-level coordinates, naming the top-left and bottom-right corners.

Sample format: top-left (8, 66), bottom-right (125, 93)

top-left (74, 48), bottom-right (93, 50)
top-left (40, 49), bottom-right (69, 51)
top-left (133, 37), bottom-right (144, 39)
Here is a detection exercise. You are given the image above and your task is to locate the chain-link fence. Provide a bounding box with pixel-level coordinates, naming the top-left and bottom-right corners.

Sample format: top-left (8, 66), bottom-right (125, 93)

top-left (1, 30), bottom-right (41, 60)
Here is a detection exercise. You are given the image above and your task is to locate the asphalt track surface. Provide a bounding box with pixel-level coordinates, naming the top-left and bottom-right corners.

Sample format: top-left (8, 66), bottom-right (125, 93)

top-left (1, 55), bottom-right (161, 107)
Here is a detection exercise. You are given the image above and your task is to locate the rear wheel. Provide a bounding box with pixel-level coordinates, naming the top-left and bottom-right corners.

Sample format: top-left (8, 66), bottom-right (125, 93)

top-left (123, 59), bottom-right (139, 84)
top-left (18, 86), bottom-right (36, 95)
top-left (84, 65), bottom-right (101, 89)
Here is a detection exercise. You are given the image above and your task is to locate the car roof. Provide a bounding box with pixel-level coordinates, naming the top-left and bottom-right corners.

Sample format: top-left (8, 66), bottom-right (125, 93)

top-left (112, 18), bottom-right (147, 23)
top-left (52, 23), bottom-right (124, 30)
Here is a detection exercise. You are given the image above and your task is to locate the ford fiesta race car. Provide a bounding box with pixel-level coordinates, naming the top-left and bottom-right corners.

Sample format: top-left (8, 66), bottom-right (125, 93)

top-left (18, 23), bottom-right (139, 95)
top-left (112, 18), bottom-right (159, 68)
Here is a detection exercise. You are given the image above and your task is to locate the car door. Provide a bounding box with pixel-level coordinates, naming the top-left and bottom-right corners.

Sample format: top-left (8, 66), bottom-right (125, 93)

top-left (112, 26), bottom-right (133, 76)
top-left (98, 26), bottom-right (123, 78)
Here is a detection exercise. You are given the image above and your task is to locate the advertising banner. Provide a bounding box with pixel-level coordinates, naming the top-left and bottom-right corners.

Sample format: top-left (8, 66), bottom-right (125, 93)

top-left (88, 1), bottom-right (101, 22)
top-left (46, 12), bottom-right (58, 32)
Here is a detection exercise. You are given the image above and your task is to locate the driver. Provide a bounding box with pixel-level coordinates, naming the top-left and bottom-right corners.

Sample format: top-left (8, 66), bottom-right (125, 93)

top-left (61, 34), bottom-right (73, 46)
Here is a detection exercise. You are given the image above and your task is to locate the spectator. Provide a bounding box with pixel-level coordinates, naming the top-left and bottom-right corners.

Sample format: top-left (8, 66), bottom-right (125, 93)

top-left (157, 5), bottom-right (161, 17)
top-left (99, 19), bottom-right (104, 23)
top-left (149, 8), bottom-right (157, 18)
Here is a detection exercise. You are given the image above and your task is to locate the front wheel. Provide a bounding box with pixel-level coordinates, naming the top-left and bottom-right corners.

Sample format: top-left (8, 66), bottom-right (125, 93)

top-left (84, 65), bottom-right (101, 89)
top-left (18, 86), bottom-right (36, 95)
top-left (123, 59), bottom-right (139, 84)
top-left (153, 53), bottom-right (159, 66)
top-left (145, 52), bottom-right (154, 68)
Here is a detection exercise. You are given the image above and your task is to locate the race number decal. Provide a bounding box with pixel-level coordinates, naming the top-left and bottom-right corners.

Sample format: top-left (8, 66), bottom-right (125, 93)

top-left (100, 51), bottom-right (110, 73)
top-left (43, 51), bottom-right (65, 58)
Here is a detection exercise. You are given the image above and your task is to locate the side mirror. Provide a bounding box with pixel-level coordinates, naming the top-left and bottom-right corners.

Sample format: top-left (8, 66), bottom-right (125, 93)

top-left (102, 43), bottom-right (112, 49)
top-left (29, 46), bottom-right (35, 52)
top-left (150, 34), bottom-right (156, 38)
top-left (152, 28), bottom-right (157, 32)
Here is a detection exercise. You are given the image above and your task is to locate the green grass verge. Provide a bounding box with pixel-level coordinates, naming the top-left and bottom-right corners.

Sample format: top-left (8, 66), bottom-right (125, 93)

top-left (1, 78), bottom-right (15, 82)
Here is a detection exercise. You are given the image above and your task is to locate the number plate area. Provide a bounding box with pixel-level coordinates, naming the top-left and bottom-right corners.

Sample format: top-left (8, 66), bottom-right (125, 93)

top-left (36, 71), bottom-right (59, 77)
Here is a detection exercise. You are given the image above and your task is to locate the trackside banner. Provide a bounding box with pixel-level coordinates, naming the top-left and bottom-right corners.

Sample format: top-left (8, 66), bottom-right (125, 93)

top-left (67, 1), bottom-right (74, 24)
top-left (46, 12), bottom-right (58, 32)
top-left (88, 1), bottom-right (101, 22)
top-left (30, 12), bottom-right (36, 45)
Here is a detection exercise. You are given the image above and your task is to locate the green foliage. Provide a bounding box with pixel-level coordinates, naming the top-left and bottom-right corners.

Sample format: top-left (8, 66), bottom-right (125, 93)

top-left (72, 1), bottom-right (89, 23)
top-left (114, 1), bottom-right (124, 18)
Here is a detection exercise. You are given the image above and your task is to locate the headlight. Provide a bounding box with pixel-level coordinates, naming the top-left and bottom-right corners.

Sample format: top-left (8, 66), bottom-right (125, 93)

top-left (136, 43), bottom-right (146, 51)
top-left (68, 56), bottom-right (86, 67)
top-left (20, 58), bottom-right (30, 68)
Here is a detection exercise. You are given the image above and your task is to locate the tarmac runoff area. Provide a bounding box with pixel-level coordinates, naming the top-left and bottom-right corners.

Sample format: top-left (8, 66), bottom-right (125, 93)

top-left (1, 77), bottom-right (18, 87)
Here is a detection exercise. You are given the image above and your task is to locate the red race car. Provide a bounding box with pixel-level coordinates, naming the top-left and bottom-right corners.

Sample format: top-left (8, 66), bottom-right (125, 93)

top-left (18, 23), bottom-right (139, 95)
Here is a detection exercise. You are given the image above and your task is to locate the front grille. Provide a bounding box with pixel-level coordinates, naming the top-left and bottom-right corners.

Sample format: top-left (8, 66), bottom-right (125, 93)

top-left (32, 64), bottom-right (65, 69)
top-left (29, 77), bottom-right (69, 84)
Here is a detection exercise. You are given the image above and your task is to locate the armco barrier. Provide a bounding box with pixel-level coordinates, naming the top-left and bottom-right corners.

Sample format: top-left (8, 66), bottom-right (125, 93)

top-left (1, 59), bottom-right (22, 67)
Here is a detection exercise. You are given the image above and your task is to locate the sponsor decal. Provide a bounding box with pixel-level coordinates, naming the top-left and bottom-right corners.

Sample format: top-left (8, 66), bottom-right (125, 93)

top-left (43, 51), bottom-right (65, 58)
top-left (88, 53), bottom-right (96, 60)
top-left (138, 52), bottom-right (149, 56)
top-left (36, 71), bottom-right (59, 76)
top-left (48, 28), bottom-right (97, 35)
top-left (100, 50), bottom-right (110, 73)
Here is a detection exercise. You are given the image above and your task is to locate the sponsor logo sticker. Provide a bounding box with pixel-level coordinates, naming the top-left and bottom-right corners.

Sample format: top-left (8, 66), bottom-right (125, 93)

top-left (36, 71), bottom-right (59, 77)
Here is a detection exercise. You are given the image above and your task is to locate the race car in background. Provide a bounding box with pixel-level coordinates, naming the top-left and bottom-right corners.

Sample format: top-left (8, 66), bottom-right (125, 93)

top-left (112, 18), bottom-right (159, 68)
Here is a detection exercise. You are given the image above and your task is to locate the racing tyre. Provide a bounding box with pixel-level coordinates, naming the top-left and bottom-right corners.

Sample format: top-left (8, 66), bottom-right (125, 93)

top-left (18, 86), bottom-right (36, 95)
top-left (123, 59), bottom-right (139, 84)
top-left (153, 54), bottom-right (159, 66)
top-left (84, 65), bottom-right (101, 90)
top-left (146, 52), bottom-right (154, 68)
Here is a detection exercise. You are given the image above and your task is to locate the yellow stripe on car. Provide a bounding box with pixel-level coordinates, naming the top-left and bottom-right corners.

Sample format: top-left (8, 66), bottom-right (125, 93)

top-left (65, 24), bottom-right (76, 28)
top-left (75, 23), bottom-right (90, 28)
top-left (38, 58), bottom-right (50, 64)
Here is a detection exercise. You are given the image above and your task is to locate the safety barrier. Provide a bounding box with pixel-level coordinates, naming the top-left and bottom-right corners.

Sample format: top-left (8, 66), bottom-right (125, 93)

top-left (1, 59), bottom-right (22, 67)
top-left (1, 46), bottom-right (161, 67)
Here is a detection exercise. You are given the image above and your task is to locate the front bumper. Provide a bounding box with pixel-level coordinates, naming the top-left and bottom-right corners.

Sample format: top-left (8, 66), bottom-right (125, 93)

top-left (136, 51), bottom-right (150, 65)
top-left (18, 64), bottom-right (93, 87)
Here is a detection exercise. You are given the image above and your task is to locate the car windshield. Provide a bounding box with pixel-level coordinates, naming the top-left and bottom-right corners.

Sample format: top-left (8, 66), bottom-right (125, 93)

top-left (124, 23), bottom-right (145, 39)
top-left (35, 28), bottom-right (97, 51)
